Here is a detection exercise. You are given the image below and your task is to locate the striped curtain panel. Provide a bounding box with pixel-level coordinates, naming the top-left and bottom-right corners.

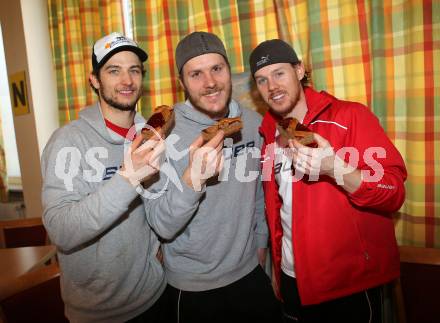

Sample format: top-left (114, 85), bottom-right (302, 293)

top-left (131, 0), bottom-right (439, 247)
top-left (289, 1), bottom-right (439, 247)
top-left (131, 0), bottom-right (283, 113)
top-left (48, 0), bottom-right (125, 125)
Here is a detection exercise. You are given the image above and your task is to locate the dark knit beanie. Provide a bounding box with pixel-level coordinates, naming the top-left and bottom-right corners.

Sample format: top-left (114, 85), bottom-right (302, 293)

top-left (249, 39), bottom-right (299, 76)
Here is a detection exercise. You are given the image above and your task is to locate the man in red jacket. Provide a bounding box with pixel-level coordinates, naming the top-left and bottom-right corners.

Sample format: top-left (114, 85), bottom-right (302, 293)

top-left (249, 39), bottom-right (407, 322)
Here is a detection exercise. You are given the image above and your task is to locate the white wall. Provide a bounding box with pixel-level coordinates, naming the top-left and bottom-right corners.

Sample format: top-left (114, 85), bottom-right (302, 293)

top-left (0, 0), bottom-right (59, 217)
top-left (21, 0), bottom-right (59, 155)
top-left (0, 24), bottom-right (21, 181)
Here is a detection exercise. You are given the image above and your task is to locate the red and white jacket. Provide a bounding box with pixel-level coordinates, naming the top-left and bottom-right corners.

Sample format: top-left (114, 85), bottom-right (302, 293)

top-left (259, 87), bottom-right (407, 305)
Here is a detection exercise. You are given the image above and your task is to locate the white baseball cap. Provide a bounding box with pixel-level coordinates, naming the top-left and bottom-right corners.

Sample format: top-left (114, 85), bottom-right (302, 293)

top-left (92, 32), bottom-right (148, 71)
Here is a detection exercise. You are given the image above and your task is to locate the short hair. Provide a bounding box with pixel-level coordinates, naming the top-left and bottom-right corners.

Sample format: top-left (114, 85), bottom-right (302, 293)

top-left (292, 62), bottom-right (312, 87)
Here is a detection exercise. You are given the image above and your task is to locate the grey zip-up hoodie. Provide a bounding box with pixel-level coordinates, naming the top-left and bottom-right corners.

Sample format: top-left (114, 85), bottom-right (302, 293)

top-left (41, 104), bottom-right (166, 323)
top-left (145, 99), bottom-right (268, 291)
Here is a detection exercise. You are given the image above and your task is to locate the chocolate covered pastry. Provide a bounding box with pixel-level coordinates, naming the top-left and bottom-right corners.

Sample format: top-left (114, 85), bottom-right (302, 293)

top-left (201, 117), bottom-right (243, 142)
top-left (277, 117), bottom-right (315, 146)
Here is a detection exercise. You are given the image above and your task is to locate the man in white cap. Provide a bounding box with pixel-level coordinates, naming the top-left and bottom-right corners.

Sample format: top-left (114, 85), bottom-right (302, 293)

top-left (41, 32), bottom-right (167, 323)
top-left (250, 39), bottom-right (407, 322)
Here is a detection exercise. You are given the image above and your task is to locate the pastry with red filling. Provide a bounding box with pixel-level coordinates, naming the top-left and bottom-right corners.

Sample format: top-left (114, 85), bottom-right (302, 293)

top-left (141, 105), bottom-right (174, 140)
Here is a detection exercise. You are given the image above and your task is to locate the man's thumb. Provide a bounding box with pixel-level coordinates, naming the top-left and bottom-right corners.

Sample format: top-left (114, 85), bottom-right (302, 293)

top-left (313, 133), bottom-right (328, 148)
top-left (190, 135), bottom-right (204, 151)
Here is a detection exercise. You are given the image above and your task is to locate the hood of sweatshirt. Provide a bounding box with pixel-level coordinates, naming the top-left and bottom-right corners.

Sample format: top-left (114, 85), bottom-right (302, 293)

top-left (78, 102), bottom-right (146, 145)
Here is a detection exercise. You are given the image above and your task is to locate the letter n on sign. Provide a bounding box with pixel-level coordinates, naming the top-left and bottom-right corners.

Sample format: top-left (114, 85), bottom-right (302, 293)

top-left (8, 71), bottom-right (30, 116)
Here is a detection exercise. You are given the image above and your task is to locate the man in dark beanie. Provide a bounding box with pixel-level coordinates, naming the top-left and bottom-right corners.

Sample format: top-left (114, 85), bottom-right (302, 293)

top-left (250, 39), bottom-right (407, 323)
top-left (146, 31), bottom-right (282, 322)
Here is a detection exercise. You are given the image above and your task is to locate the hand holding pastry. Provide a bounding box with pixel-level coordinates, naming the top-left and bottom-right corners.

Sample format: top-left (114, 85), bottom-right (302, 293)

top-left (182, 131), bottom-right (225, 191)
top-left (119, 134), bottom-right (166, 187)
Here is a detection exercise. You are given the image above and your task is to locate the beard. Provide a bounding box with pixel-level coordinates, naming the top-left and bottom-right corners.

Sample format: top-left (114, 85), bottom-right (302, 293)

top-left (267, 90), bottom-right (301, 119)
top-left (186, 82), bottom-right (232, 120)
top-left (99, 84), bottom-right (143, 112)
top-left (101, 96), bottom-right (136, 111)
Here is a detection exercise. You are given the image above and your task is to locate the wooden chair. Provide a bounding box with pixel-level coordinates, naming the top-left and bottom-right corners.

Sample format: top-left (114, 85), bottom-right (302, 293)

top-left (0, 217), bottom-right (47, 248)
top-left (0, 263), bottom-right (68, 323)
top-left (393, 245), bottom-right (440, 323)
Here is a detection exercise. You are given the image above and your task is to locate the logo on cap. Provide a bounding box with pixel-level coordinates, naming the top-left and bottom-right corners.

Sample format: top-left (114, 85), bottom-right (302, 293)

top-left (256, 55), bottom-right (270, 67)
top-left (108, 36), bottom-right (131, 49)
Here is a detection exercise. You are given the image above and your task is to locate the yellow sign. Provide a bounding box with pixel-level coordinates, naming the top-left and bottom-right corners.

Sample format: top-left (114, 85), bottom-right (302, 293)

top-left (9, 71), bottom-right (30, 116)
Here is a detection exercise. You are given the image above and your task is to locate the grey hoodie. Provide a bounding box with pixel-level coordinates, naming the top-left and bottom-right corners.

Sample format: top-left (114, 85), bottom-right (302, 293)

top-left (145, 99), bottom-right (268, 291)
top-left (41, 104), bottom-right (166, 323)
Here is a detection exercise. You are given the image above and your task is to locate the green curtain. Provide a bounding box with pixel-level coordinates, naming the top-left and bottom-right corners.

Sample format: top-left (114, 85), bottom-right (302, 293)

top-left (48, 0), bottom-right (125, 124)
top-left (131, 0), bottom-right (281, 114)
top-left (47, 0), bottom-right (439, 247)
top-left (131, 0), bottom-right (439, 247)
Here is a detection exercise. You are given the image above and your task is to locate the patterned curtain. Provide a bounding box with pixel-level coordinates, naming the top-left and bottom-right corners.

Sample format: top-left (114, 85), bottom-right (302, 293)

top-left (48, 0), bottom-right (125, 125)
top-left (131, 0), bottom-right (285, 113)
top-left (283, 1), bottom-right (439, 247)
top-left (131, 0), bottom-right (439, 247)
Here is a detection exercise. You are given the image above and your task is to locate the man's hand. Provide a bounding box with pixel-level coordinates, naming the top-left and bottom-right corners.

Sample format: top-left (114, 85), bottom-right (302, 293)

top-left (258, 248), bottom-right (267, 268)
top-left (288, 133), bottom-right (362, 192)
top-left (156, 245), bottom-right (164, 264)
top-left (271, 262), bottom-right (280, 298)
top-left (287, 133), bottom-right (335, 177)
top-left (119, 134), bottom-right (166, 187)
top-left (182, 131), bottom-right (225, 191)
